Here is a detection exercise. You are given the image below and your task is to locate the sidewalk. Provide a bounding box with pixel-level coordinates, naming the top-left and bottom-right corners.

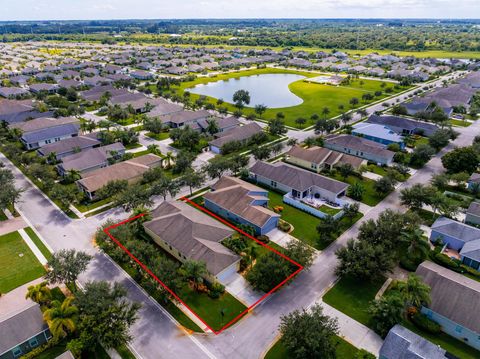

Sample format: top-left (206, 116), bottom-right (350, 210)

top-left (0, 217), bottom-right (27, 236)
top-left (0, 277), bottom-right (44, 319)
top-left (320, 301), bottom-right (383, 356)
top-left (18, 228), bottom-right (48, 265)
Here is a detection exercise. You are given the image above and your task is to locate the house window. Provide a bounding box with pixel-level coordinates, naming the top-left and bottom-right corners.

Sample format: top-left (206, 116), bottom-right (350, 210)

top-left (270, 181), bottom-right (277, 188)
top-left (12, 347), bottom-right (22, 358)
top-left (455, 325), bottom-right (463, 333)
top-left (311, 163), bottom-right (317, 169)
top-left (29, 337), bottom-right (39, 347)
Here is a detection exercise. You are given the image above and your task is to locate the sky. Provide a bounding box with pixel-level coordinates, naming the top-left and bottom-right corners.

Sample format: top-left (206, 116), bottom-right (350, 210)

top-left (0, 0), bottom-right (479, 21)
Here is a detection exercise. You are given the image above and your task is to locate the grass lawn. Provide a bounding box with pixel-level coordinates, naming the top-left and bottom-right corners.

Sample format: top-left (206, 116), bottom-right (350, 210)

top-left (408, 209), bottom-right (439, 227)
top-left (318, 204), bottom-right (342, 216)
top-left (266, 188), bottom-right (362, 249)
top-left (75, 197), bottom-right (113, 213)
top-left (145, 131), bottom-right (170, 141)
top-left (176, 284), bottom-right (247, 332)
top-left (175, 68), bottom-right (409, 128)
top-left (0, 210), bottom-right (7, 221)
top-left (0, 231), bottom-right (46, 293)
top-left (24, 227), bottom-right (52, 261)
top-left (265, 335), bottom-right (362, 359)
top-left (323, 276), bottom-right (385, 327)
top-left (331, 173), bottom-right (386, 207)
top-left (401, 320), bottom-right (480, 359)
top-left (125, 143), bottom-right (143, 150)
top-left (450, 119), bottom-right (472, 127)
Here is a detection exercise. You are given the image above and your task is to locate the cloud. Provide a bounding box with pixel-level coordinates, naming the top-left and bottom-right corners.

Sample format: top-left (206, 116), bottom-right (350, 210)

top-left (0, 0), bottom-right (478, 20)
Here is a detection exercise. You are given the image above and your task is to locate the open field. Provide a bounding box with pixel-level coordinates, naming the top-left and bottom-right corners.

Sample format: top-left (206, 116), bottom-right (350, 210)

top-left (0, 231), bottom-right (46, 293)
top-left (175, 68), bottom-right (409, 128)
top-left (123, 38), bottom-right (480, 59)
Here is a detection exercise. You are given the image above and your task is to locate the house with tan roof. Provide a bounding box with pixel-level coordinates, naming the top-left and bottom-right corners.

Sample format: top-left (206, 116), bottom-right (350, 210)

top-left (76, 154), bottom-right (162, 200)
top-left (143, 201), bottom-right (240, 282)
top-left (285, 145), bottom-right (366, 173)
top-left (204, 176), bottom-right (280, 235)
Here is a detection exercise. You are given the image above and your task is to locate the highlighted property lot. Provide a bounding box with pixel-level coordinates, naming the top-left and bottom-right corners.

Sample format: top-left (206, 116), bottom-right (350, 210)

top-left (103, 197), bottom-right (303, 334)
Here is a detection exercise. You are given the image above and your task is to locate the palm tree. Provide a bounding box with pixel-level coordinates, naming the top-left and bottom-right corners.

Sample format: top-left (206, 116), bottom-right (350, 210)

top-left (26, 281), bottom-right (52, 305)
top-left (321, 106), bottom-right (330, 120)
top-left (180, 260), bottom-right (208, 291)
top-left (43, 297), bottom-right (78, 339)
top-left (147, 144), bottom-right (161, 155)
top-left (400, 229), bottom-right (431, 261)
top-left (66, 169), bottom-right (81, 183)
top-left (164, 151), bottom-right (175, 169)
top-left (396, 274), bottom-right (431, 310)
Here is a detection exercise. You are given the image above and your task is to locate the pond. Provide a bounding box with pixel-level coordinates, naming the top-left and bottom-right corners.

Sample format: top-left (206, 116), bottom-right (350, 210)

top-left (188, 73), bottom-right (305, 108)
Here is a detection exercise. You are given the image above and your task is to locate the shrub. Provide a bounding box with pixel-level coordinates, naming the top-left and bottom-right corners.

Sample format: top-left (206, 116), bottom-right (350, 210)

top-left (432, 252), bottom-right (462, 272)
top-left (461, 264), bottom-right (480, 278)
top-left (410, 312), bottom-right (442, 334)
top-left (208, 282), bottom-right (225, 299)
top-left (256, 235), bottom-right (270, 244)
top-left (278, 220), bottom-right (291, 232)
top-left (399, 256), bottom-right (419, 272)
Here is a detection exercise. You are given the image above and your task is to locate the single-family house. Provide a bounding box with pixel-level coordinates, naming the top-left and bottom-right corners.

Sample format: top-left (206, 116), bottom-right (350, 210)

top-left (204, 176), bottom-right (280, 235)
top-left (430, 217), bottom-right (480, 270)
top-left (143, 201), bottom-right (240, 282)
top-left (57, 142), bottom-right (125, 176)
top-left (467, 173), bottom-right (480, 191)
top-left (416, 261), bottom-right (480, 350)
top-left (11, 117), bottom-right (80, 150)
top-left (324, 134), bottom-right (395, 165)
top-left (130, 70), bottom-right (154, 80)
top-left (366, 115), bottom-right (440, 137)
top-left (249, 161), bottom-right (349, 205)
top-left (160, 110), bottom-right (211, 129)
top-left (0, 304), bottom-right (52, 359)
top-left (76, 154), bottom-right (162, 200)
top-left (379, 324), bottom-right (448, 359)
top-left (209, 123), bottom-right (263, 154)
top-left (28, 83), bottom-right (58, 94)
top-left (466, 202), bottom-right (480, 226)
top-left (196, 116), bottom-right (240, 134)
top-left (285, 145), bottom-right (366, 172)
top-left (0, 87), bottom-right (29, 99)
top-left (37, 135), bottom-right (101, 160)
top-left (351, 122), bottom-right (405, 149)
top-left (0, 99), bottom-right (53, 125)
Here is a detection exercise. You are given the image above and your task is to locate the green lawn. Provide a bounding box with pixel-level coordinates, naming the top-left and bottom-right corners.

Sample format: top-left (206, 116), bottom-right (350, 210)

top-left (0, 210), bottom-right (7, 221)
top-left (318, 205), bottom-right (342, 216)
top-left (145, 131), bottom-right (170, 141)
top-left (450, 119), bottom-right (472, 127)
top-left (175, 68), bottom-right (409, 128)
top-left (266, 188), bottom-right (363, 249)
top-left (176, 284), bottom-right (247, 332)
top-left (0, 231), bottom-right (46, 293)
top-left (330, 173), bottom-right (387, 207)
top-left (323, 276), bottom-right (385, 326)
top-left (265, 335), bottom-right (362, 359)
top-left (24, 227), bottom-right (52, 261)
top-left (125, 143), bottom-right (143, 150)
top-left (75, 197), bottom-right (113, 213)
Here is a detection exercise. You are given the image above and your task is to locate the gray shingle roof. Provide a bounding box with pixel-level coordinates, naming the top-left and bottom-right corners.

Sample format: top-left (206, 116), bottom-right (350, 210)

top-left (416, 261), bottom-right (480, 334)
top-left (367, 114), bottom-right (439, 134)
top-left (431, 217), bottom-right (480, 245)
top-left (37, 135), bottom-right (101, 156)
top-left (209, 123), bottom-right (262, 148)
top-left (380, 324), bottom-right (447, 359)
top-left (143, 201), bottom-right (238, 276)
top-left (325, 134), bottom-right (395, 160)
top-left (60, 143), bottom-right (125, 172)
top-left (250, 161), bottom-right (349, 194)
top-left (205, 176), bottom-right (279, 228)
top-left (0, 303), bottom-right (49, 355)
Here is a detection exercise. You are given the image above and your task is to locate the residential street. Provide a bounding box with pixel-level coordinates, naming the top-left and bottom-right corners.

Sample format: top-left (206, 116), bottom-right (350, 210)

top-left (1, 72), bottom-right (477, 359)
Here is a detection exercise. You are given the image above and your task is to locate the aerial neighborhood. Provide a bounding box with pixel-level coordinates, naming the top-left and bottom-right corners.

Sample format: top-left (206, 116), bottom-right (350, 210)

top-left (1, 15), bottom-right (480, 359)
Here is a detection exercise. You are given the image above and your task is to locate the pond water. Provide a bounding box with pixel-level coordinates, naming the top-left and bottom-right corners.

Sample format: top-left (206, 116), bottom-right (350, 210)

top-left (189, 73), bottom-right (305, 108)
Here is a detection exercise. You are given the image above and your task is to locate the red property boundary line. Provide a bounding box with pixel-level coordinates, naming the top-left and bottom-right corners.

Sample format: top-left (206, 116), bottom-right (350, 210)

top-left (103, 197), bottom-right (303, 335)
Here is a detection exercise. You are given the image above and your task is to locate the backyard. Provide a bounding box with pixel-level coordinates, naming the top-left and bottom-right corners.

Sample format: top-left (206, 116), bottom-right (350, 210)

top-left (266, 188), bottom-right (363, 249)
top-left (0, 231), bottom-right (46, 293)
top-left (174, 68), bottom-right (409, 128)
